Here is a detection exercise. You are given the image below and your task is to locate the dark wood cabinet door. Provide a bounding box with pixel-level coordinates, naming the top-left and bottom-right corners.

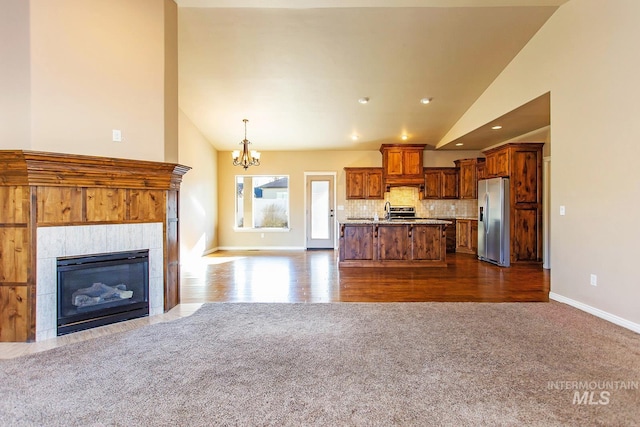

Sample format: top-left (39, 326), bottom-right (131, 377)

top-left (512, 150), bottom-right (539, 204)
top-left (456, 220), bottom-right (471, 251)
top-left (385, 149), bottom-right (404, 176)
top-left (380, 144), bottom-right (425, 187)
top-left (342, 225), bottom-right (374, 260)
top-left (378, 225), bottom-right (409, 260)
top-left (345, 170), bottom-right (365, 199)
top-left (441, 169), bottom-right (459, 199)
top-left (470, 220), bottom-right (478, 253)
top-left (477, 162), bottom-right (487, 180)
top-left (411, 225), bottom-right (442, 260)
top-left (345, 168), bottom-right (384, 200)
top-left (455, 219), bottom-right (478, 254)
top-left (423, 170), bottom-right (442, 199)
top-left (486, 149), bottom-right (510, 177)
top-left (512, 208), bottom-right (540, 262)
top-left (456, 160), bottom-right (479, 199)
top-left (403, 150), bottom-right (423, 176)
top-left (366, 169), bottom-right (384, 199)
top-left (445, 221), bottom-right (456, 253)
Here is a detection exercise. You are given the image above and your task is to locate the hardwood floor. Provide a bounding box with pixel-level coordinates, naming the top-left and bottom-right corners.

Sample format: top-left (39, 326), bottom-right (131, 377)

top-left (181, 250), bottom-right (549, 303)
top-left (0, 250), bottom-right (548, 359)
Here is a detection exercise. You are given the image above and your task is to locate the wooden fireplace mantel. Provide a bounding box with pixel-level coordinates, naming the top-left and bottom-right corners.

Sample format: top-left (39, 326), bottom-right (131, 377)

top-left (0, 150), bottom-right (191, 342)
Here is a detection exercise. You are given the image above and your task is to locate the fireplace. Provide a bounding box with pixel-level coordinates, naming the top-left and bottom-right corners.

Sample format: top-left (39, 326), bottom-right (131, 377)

top-left (57, 250), bottom-right (150, 335)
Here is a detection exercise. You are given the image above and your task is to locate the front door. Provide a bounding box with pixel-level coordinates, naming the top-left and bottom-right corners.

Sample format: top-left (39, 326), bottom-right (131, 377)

top-left (306, 174), bottom-right (335, 249)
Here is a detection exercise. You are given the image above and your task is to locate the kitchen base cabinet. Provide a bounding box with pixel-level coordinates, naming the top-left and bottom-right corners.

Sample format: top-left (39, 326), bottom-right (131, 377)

top-left (378, 224), bottom-right (409, 260)
top-left (437, 218), bottom-right (456, 253)
top-left (340, 224), bottom-right (374, 260)
top-left (456, 219), bottom-right (478, 255)
top-left (411, 225), bottom-right (444, 261)
top-left (339, 221), bottom-right (448, 267)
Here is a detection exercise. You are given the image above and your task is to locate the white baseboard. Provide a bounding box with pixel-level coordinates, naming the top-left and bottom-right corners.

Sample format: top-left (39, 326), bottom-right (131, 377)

top-left (202, 248), bottom-right (219, 255)
top-left (549, 292), bottom-right (640, 334)
top-left (216, 246), bottom-right (306, 251)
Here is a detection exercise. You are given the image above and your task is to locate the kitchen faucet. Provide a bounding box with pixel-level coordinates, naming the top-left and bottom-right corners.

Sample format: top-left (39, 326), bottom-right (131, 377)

top-left (384, 201), bottom-right (391, 220)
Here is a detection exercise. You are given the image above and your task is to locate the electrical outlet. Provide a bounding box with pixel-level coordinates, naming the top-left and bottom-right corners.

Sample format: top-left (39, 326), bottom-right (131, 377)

top-left (261, 233), bottom-right (265, 238)
top-left (590, 274), bottom-right (597, 286)
top-left (112, 129), bottom-right (122, 142)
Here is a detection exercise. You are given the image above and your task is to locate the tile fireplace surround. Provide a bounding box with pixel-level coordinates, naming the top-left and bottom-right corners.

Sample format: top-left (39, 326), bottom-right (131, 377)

top-left (36, 223), bottom-right (164, 341)
top-left (0, 150), bottom-right (190, 342)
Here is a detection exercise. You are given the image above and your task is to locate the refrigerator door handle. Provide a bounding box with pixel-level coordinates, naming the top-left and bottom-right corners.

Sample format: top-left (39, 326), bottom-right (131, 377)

top-left (484, 193), bottom-right (490, 234)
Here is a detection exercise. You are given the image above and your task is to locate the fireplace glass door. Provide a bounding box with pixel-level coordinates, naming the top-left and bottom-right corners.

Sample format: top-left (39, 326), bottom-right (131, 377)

top-left (57, 250), bottom-right (149, 335)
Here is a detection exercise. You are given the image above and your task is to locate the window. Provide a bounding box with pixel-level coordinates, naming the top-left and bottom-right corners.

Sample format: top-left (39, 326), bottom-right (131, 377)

top-left (235, 176), bottom-right (289, 229)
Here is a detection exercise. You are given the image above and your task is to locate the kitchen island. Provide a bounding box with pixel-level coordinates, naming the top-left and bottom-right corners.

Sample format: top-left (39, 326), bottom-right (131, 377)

top-left (338, 218), bottom-right (452, 267)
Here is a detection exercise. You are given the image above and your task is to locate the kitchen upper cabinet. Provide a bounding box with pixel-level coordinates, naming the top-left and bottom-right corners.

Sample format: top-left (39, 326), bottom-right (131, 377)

top-left (482, 143), bottom-right (544, 263)
top-left (345, 168), bottom-right (383, 199)
top-left (380, 144), bottom-right (425, 187)
top-left (485, 148), bottom-right (510, 178)
top-left (455, 158), bottom-right (486, 199)
top-left (477, 161), bottom-right (487, 180)
top-left (456, 219), bottom-right (478, 254)
top-left (423, 168), bottom-right (459, 199)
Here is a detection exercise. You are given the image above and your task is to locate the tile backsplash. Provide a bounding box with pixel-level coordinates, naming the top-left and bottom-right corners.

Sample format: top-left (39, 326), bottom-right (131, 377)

top-left (342, 187), bottom-right (478, 219)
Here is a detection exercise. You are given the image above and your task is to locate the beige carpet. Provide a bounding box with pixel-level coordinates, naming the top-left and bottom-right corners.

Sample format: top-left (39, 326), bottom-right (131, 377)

top-left (1, 302), bottom-right (639, 426)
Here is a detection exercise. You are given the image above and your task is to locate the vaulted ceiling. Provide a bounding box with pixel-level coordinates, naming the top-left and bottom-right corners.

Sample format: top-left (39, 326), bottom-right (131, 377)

top-left (176, 1), bottom-right (565, 152)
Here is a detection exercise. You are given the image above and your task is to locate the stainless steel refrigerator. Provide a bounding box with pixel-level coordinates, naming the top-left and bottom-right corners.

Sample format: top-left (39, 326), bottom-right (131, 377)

top-left (477, 177), bottom-right (510, 267)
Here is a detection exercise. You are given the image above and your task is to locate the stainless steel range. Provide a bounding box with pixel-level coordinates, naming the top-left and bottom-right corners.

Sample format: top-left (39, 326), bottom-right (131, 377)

top-left (385, 205), bottom-right (418, 220)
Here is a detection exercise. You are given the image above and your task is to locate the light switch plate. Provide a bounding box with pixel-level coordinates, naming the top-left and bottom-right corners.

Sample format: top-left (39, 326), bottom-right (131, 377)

top-left (559, 205), bottom-right (566, 216)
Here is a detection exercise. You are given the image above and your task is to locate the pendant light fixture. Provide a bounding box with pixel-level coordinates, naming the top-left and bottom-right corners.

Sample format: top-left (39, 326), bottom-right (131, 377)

top-left (232, 119), bottom-right (260, 170)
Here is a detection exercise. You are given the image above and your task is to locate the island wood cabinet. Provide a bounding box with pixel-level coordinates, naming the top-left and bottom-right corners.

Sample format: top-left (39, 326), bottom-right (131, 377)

top-left (340, 224), bottom-right (375, 260)
top-left (454, 158), bottom-right (486, 199)
top-left (424, 168), bottom-right (459, 199)
top-left (411, 224), bottom-right (444, 261)
top-left (456, 219), bottom-right (478, 254)
top-left (436, 218), bottom-right (456, 253)
top-left (339, 222), bottom-right (447, 267)
top-left (380, 144), bottom-right (426, 188)
top-left (345, 168), bottom-right (384, 199)
top-left (482, 143), bottom-right (544, 263)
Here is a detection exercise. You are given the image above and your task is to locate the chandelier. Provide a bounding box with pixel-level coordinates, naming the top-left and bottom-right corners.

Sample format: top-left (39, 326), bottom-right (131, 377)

top-left (232, 119), bottom-right (260, 170)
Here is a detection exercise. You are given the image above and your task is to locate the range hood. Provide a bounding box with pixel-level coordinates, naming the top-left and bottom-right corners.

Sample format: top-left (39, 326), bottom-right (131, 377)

top-left (380, 144), bottom-right (426, 191)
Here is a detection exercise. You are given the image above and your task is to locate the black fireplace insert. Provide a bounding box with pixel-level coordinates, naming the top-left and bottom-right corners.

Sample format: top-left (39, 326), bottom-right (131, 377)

top-left (57, 250), bottom-right (149, 335)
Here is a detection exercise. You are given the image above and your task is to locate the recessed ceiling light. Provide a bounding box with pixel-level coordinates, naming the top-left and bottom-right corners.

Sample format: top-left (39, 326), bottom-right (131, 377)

top-left (455, 143), bottom-right (464, 146)
top-left (358, 97), bottom-right (370, 104)
top-left (420, 98), bottom-right (432, 104)
top-left (351, 134), bottom-right (359, 141)
top-left (401, 135), bottom-right (408, 141)
top-left (491, 125), bottom-right (502, 130)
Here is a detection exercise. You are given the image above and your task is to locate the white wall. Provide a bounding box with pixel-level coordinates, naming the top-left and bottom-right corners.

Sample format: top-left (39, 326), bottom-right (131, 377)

top-left (179, 110), bottom-right (218, 274)
top-left (14, 0), bottom-right (172, 161)
top-left (0, 0), bottom-right (31, 149)
top-left (442, 0), bottom-right (640, 326)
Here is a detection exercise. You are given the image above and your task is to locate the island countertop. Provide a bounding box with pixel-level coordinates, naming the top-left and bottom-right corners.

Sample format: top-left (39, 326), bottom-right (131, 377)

top-left (339, 218), bottom-right (453, 225)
